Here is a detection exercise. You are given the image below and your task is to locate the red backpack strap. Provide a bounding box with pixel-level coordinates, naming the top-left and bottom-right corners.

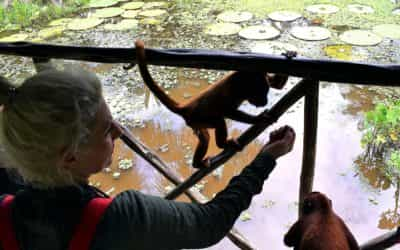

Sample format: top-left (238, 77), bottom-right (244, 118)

top-left (0, 195), bottom-right (20, 250)
top-left (68, 197), bottom-right (113, 250)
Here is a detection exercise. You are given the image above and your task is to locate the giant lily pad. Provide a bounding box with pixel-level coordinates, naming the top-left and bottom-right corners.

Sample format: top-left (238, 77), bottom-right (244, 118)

top-left (238, 25), bottom-right (280, 40)
top-left (306, 4), bottom-right (339, 14)
top-left (38, 26), bottom-right (64, 40)
top-left (347, 4), bottom-right (374, 14)
top-left (339, 30), bottom-right (382, 46)
top-left (323, 44), bottom-right (353, 60)
top-left (88, 0), bottom-right (119, 8)
top-left (92, 7), bottom-right (124, 18)
top-left (143, 1), bottom-right (167, 9)
top-left (0, 33), bottom-right (29, 42)
top-left (204, 22), bottom-right (241, 36)
top-left (48, 18), bottom-right (73, 26)
top-left (121, 1), bottom-right (144, 10)
top-left (139, 18), bottom-right (161, 25)
top-left (268, 10), bottom-right (301, 22)
top-left (104, 19), bottom-right (138, 30)
top-left (216, 11), bottom-right (253, 23)
top-left (139, 9), bottom-right (167, 17)
top-left (251, 41), bottom-right (298, 55)
top-left (67, 18), bottom-right (104, 30)
top-left (290, 26), bottom-right (331, 41)
top-left (372, 24), bottom-right (400, 39)
top-left (121, 10), bottom-right (139, 18)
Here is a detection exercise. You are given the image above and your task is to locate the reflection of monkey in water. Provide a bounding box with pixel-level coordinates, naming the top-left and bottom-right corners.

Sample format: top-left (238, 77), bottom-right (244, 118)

top-left (284, 192), bottom-right (360, 250)
top-left (134, 40), bottom-right (290, 168)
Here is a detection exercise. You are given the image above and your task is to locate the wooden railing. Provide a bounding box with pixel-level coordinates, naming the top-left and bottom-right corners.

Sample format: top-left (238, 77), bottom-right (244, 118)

top-left (1, 42), bottom-right (399, 250)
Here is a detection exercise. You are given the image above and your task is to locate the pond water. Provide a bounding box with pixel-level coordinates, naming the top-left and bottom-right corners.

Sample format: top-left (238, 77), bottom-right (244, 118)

top-left (1, 0), bottom-right (400, 249)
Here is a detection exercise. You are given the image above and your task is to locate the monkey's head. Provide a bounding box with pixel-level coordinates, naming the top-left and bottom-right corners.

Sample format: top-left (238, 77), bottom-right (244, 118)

top-left (245, 73), bottom-right (270, 107)
top-left (302, 191), bottom-right (333, 215)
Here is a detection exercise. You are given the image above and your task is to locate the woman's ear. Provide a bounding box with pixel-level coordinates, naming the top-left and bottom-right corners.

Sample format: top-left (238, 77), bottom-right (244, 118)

top-left (59, 148), bottom-right (78, 170)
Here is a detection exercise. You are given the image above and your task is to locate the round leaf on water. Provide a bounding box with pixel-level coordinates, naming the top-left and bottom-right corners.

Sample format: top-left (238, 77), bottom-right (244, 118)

top-left (290, 26), bottom-right (331, 41)
top-left (88, 0), bottom-right (119, 8)
top-left (306, 4), bottom-right (339, 14)
top-left (104, 19), bottom-right (138, 30)
top-left (250, 41), bottom-right (298, 55)
top-left (38, 26), bottom-right (64, 40)
top-left (48, 18), bottom-right (73, 26)
top-left (347, 4), bottom-right (374, 14)
top-left (339, 30), bottom-right (382, 46)
top-left (121, 1), bottom-right (144, 10)
top-left (0, 33), bottom-right (29, 42)
top-left (372, 24), bottom-right (400, 39)
top-left (139, 18), bottom-right (161, 25)
top-left (238, 25), bottom-right (280, 40)
top-left (92, 7), bottom-right (124, 18)
top-left (121, 10), bottom-right (139, 18)
top-left (268, 10), bottom-right (301, 22)
top-left (217, 11), bottom-right (253, 23)
top-left (139, 9), bottom-right (167, 17)
top-left (67, 18), bottom-right (104, 30)
top-left (143, 1), bottom-right (167, 9)
top-left (204, 22), bottom-right (242, 36)
top-left (323, 44), bottom-right (353, 60)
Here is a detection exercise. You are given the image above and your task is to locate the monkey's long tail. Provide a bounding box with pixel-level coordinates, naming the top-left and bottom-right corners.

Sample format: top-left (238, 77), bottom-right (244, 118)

top-left (135, 40), bottom-right (181, 114)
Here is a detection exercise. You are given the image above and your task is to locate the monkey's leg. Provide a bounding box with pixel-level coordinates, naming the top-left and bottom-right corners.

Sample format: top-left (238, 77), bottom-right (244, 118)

top-left (215, 120), bottom-right (241, 150)
top-left (192, 128), bottom-right (210, 168)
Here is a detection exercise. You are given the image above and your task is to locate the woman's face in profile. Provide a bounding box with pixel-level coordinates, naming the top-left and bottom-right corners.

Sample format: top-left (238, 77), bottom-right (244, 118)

top-left (70, 98), bottom-right (122, 180)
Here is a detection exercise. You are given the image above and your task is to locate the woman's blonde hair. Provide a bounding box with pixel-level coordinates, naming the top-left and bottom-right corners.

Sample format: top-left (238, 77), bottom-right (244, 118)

top-left (0, 67), bottom-right (102, 188)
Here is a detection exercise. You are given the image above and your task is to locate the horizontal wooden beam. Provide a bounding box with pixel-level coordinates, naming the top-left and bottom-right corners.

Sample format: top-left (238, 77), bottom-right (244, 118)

top-left (0, 42), bottom-right (399, 86)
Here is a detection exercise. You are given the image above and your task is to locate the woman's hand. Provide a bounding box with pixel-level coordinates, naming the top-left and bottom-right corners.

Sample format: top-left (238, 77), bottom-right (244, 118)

top-left (261, 125), bottom-right (296, 160)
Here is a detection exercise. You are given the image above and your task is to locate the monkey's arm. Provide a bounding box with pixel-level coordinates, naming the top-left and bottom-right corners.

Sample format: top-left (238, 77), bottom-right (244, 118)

top-left (267, 73), bottom-right (288, 89)
top-left (284, 220), bottom-right (303, 247)
top-left (339, 218), bottom-right (360, 250)
top-left (226, 110), bottom-right (266, 124)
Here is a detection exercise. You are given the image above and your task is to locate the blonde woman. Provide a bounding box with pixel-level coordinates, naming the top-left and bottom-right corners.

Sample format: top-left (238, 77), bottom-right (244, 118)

top-left (0, 64), bottom-right (295, 250)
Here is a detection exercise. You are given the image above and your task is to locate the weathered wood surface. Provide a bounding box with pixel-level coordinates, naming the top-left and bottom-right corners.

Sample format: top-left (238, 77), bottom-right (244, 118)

top-left (298, 80), bottom-right (319, 216)
top-left (166, 78), bottom-right (308, 200)
top-left (0, 42), bottom-right (399, 85)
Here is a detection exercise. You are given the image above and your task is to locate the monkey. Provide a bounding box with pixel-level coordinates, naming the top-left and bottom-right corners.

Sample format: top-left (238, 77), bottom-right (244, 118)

top-left (134, 40), bottom-right (290, 168)
top-left (284, 191), bottom-right (360, 250)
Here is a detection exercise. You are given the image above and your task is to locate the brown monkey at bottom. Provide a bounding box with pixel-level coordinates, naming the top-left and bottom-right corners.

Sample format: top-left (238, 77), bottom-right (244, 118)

top-left (134, 39), bottom-right (290, 168)
top-left (284, 192), bottom-right (360, 250)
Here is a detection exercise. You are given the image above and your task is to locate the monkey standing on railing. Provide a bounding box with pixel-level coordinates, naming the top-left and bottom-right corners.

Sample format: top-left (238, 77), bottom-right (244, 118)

top-left (133, 40), bottom-right (291, 168)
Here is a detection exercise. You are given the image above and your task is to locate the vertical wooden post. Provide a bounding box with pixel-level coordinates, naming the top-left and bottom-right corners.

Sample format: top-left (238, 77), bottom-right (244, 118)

top-left (298, 80), bottom-right (319, 216)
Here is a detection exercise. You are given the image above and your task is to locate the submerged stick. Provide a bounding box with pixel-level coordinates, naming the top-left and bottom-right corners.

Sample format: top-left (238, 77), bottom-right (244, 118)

top-left (0, 42), bottom-right (399, 85)
top-left (120, 128), bottom-right (256, 250)
top-left (165, 78), bottom-right (308, 200)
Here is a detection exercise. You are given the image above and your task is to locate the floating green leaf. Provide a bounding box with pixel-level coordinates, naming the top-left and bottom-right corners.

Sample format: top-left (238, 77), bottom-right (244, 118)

top-left (217, 11), bottom-right (253, 23)
top-left (372, 24), bottom-right (400, 40)
top-left (139, 9), bottom-right (167, 17)
top-left (67, 18), bottom-right (104, 30)
top-left (238, 25), bottom-right (280, 40)
top-left (305, 4), bottom-right (339, 14)
top-left (323, 44), bottom-right (353, 60)
top-left (268, 10), bottom-right (301, 22)
top-left (339, 30), bottom-right (382, 46)
top-left (204, 22), bottom-right (241, 36)
top-left (48, 18), bottom-right (73, 26)
top-left (121, 10), bottom-right (139, 18)
top-left (139, 17), bottom-right (161, 25)
top-left (290, 26), bottom-right (331, 41)
top-left (0, 33), bottom-right (29, 42)
top-left (88, 0), bottom-right (119, 8)
top-left (92, 7), bottom-right (124, 18)
top-left (38, 26), bottom-right (64, 40)
top-left (143, 1), bottom-right (167, 9)
top-left (121, 1), bottom-right (144, 10)
top-left (104, 19), bottom-right (138, 30)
